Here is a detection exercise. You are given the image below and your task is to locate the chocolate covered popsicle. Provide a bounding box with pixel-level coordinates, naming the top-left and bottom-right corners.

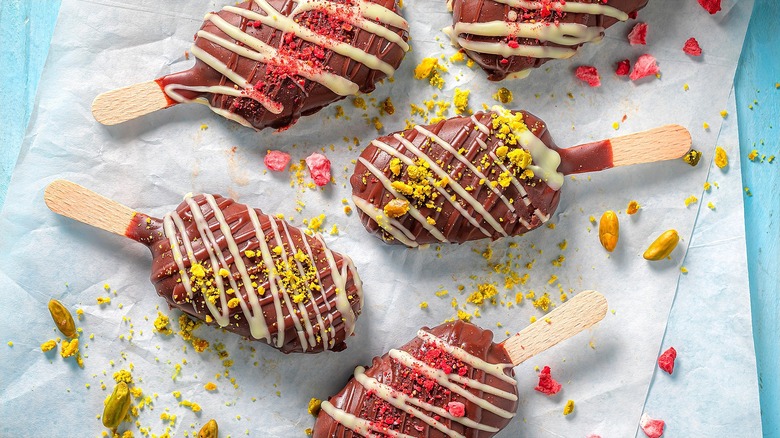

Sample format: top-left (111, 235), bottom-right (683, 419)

top-left (92, 0), bottom-right (410, 130)
top-left (350, 106), bottom-right (690, 247)
top-left (45, 181), bottom-right (362, 353)
top-left (314, 290), bottom-right (608, 437)
top-left (446, 0), bottom-right (649, 81)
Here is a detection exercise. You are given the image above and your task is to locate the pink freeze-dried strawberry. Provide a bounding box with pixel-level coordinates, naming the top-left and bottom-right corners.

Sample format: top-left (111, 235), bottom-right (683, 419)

top-left (446, 401), bottom-right (466, 417)
top-left (575, 66), bottom-right (601, 87)
top-left (615, 59), bottom-right (631, 76)
top-left (534, 365), bottom-right (562, 395)
top-left (264, 150), bottom-right (291, 171)
top-left (306, 152), bottom-right (332, 186)
top-left (683, 38), bottom-right (703, 56)
top-left (629, 54), bottom-right (660, 81)
top-left (658, 346), bottom-right (677, 374)
top-left (628, 22), bottom-right (648, 45)
top-left (698, 0), bottom-right (721, 14)
top-left (640, 413), bottom-right (665, 438)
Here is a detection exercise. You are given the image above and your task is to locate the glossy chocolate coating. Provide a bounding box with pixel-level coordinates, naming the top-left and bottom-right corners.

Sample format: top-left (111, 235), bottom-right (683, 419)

top-left (158, 0), bottom-right (408, 130)
top-left (314, 321), bottom-right (518, 438)
top-left (127, 194), bottom-right (362, 354)
top-left (350, 110), bottom-right (561, 246)
top-left (451, 0), bottom-right (649, 81)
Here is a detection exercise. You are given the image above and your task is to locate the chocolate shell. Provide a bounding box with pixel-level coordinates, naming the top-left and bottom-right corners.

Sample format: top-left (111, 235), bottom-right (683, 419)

top-left (127, 193), bottom-right (363, 354)
top-left (157, 0), bottom-right (409, 130)
top-left (447, 0), bottom-right (649, 81)
top-left (314, 321), bottom-right (519, 438)
top-left (350, 107), bottom-right (563, 247)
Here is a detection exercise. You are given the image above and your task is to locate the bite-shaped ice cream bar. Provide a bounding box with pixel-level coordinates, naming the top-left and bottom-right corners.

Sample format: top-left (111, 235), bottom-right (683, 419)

top-left (128, 193), bottom-right (363, 353)
top-left (156, 0), bottom-right (409, 130)
top-left (446, 0), bottom-right (649, 81)
top-left (314, 321), bottom-right (519, 437)
top-left (350, 107), bottom-right (563, 247)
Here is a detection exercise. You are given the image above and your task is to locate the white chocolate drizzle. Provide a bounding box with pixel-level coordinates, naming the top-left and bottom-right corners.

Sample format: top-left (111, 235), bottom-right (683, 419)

top-left (321, 330), bottom-right (517, 436)
top-left (491, 105), bottom-right (563, 189)
top-left (162, 194), bottom-right (360, 351)
top-left (357, 157), bottom-right (449, 243)
top-left (445, 0), bottom-right (631, 75)
top-left (164, 0), bottom-right (408, 126)
top-left (359, 109), bottom-right (560, 246)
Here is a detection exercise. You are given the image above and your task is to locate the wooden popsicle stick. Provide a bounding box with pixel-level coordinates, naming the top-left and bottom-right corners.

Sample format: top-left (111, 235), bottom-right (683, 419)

top-left (44, 179), bottom-right (138, 237)
top-left (558, 124), bottom-right (692, 175)
top-left (500, 290), bottom-right (607, 366)
top-left (92, 81), bottom-right (174, 126)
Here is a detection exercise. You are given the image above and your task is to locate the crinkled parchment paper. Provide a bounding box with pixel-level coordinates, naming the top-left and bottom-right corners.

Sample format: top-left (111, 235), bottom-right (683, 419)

top-left (0, 0), bottom-right (759, 436)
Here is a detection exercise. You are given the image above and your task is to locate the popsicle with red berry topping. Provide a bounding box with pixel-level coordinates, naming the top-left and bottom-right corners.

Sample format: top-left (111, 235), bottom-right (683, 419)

top-left (446, 0), bottom-right (649, 81)
top-left (92, 0), bottom-right (409, 130)
top-left (314, 290), bottom-right (607, 437)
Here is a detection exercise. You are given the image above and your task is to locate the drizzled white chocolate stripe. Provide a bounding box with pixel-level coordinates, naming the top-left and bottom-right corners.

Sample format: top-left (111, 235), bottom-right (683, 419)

top-left (393, 133), bottom-right (509, 237)
top-left (322, 330), bottom-right (517, 436)
top-left (415, 125), bottom-right (517, 214)
top-left (370, 138), bottom-right (494, 239)
top-left (358, 157), bottom-right (449, 243)
top-left (163, 194), bottom-right (360, 351)
top-left (164, 0), bottom-right (408, 125)
top-left (446, 0), bottom-right (631, 79)
top-left (494, 0), bottom-right (629, 21)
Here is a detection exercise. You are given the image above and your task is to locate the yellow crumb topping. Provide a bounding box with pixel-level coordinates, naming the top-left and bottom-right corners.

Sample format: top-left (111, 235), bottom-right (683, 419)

top-left (204, 382), bottom-right (217, 391)
top-left (684, 195), bottom-right (698, 207)
top-left (413, 58), bottom-right (447, 89)
top-left (453, 88), bottom-right (470, 115)
top-left (40, 339), bottom-right (57, 352)
top-left (715, 146), bottom-right (728, 169)
top-left (563, 400), bottom-right (575, 416)
top-left (308, 398), bottom-right (323, 417)
top-left (384, 199), bottom-right (410, 218)
top-left (154, 312), bottom-right (173, 335)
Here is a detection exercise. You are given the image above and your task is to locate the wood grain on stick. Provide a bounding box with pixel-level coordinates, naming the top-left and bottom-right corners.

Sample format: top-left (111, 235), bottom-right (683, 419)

top-left (500, 290), bottom-right (607, 366)
top-left (92, 81), bottom-right (172, 125)
top-left (44, 180), bottom-right (137, 237)
top-left (611, 124), bottom-right (691, 167)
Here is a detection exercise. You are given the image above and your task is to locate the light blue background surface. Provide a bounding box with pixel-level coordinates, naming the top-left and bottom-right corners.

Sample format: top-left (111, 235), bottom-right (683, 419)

top-left (0, 0), bottom-right (776, 434)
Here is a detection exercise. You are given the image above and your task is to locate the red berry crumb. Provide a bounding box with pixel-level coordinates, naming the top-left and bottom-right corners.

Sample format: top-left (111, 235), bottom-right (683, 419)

top-left (698, 0), bottom-right (721, 14)
top-left (575, 66), bottom-right (601, 87)
top-left (628, 22), bottom-right (648, 45)
top-left (305, 152), bottom-right (331, 186)
top-left (264, 150), bottom-right (291, 171)
top-left (447, 401), bottom-right (466, 417)
top-left (629, 54), bottom-right (660, 81)
top-left (683, 38), bottom-right (703, 56)
top-left (657, 347), bottom-right (677, 374)
top-left (640, 413), bottom-right (665, 438)
top-left (534, 366), bottom-right (562, 395)
top-left (615, 59), bottom-right (631, 76)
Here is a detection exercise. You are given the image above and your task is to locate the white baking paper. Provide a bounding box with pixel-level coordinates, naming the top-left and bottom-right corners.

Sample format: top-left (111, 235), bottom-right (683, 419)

top-left (0, 0), bottom-right (757, 436)
top-left (641, 90), bottom-right (762, 436)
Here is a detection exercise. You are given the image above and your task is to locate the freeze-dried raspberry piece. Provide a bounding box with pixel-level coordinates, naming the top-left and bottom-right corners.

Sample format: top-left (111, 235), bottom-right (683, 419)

top-left (615, 59), bottom-right (631, 76)
top-left (534, 366), bottom-right (562, 395)
top-left (306, 153), bottom-right (332, 186)
top-left (447, 401), bottom-right (466, 417)
top-left (683, 38), bottom-right (703, 56)
top-left (628, 22), bottom-right (648, 45)
top-left (640, 413), bottom-right (665, 438)
top-left (629, 54), bottom-right (660, 81)
top-left (263, 150), bottom-right (291, 171)
top-left (658, 346), bottom-right (677, 374)
top-left (575, 66), bottom-right (601, 87)
top-left (698, 0), bottom-right (721, 14)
